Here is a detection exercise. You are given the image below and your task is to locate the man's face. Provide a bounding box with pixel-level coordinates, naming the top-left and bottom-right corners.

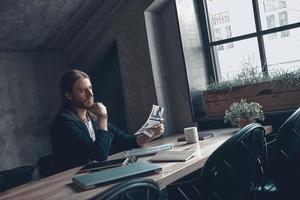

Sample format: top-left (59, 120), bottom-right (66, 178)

top-left (67, 78), bottom-right (94, 109)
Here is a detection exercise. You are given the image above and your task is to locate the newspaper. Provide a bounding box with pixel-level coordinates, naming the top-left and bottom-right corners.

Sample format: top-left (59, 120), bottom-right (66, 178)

top-left (134, 105), bottom-right (164, 137)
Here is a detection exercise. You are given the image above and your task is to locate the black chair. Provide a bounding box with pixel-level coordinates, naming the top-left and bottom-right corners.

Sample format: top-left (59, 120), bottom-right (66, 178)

top-left (37, 154), bottom-right (62, 178)
top-left (90, 178), bottom-right (162, 200)
top-left (167, 123), bottom-right (266, 200)
top-left (264, 107), bottom-right (300, 199)
top-left (0, 166), bottom-right (34, 192)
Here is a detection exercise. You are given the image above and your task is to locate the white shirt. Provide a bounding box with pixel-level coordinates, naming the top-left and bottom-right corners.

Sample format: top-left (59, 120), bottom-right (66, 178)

top-left (84, 118), bottom-right (96, 142)
top-left (70, 111), bottom-right (96, 142)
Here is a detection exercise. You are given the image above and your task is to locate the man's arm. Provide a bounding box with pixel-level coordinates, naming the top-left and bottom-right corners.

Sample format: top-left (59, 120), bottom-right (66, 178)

top-left (51, 113), bottom-right (113, 163)
top-left (136, 122), bottom-right (165, 147)
top-left (108, 124), bottom-right (139, 153)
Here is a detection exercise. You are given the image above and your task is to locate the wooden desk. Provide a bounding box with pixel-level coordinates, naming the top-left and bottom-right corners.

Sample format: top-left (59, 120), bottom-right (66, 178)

top-left (0, 126), bottom-right (271, 200)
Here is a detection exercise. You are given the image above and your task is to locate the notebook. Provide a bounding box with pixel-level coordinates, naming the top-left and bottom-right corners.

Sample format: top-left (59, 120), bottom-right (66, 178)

top-left (149, 151), bottom-right (195, 162)
top-left (124, 143), bottom-right (173, 157)
top-left (177, 132), bottom-right (214, 142)
top-left (72, 161), bottom-right (162, 190)
top-left (77, 158), bottom-right (128, 173)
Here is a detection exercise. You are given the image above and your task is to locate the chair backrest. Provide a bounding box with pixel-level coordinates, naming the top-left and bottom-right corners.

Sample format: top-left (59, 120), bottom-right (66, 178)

top-left (200, 123), bottom-right (266, 200)
top-left (37, 154), bottom-right (62, 178)
top-left (273, 107), bottom-right (300, 194)
top-left (0, 166), bottom-right (34, 192)
top-left (90, 178), bottom-right (162, 200)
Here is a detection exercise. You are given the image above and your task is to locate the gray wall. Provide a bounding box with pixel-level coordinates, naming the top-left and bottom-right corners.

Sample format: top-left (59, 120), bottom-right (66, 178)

top-left (145, 0), bottom-right (195, 136)
top-left (65, 0), bottom-right (196, 134)
top-left (0, 0), bottom-right (200, 170)
top-left (175, 0), bottom-right (209, 119)
top-left (0, 52), bottom-right (67, 170)
top-left (65, 0), bottom-right (158, 133)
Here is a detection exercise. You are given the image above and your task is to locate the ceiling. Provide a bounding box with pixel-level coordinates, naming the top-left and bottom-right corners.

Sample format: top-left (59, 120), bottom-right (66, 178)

top-left (0, 0), bottom-right (106, 51)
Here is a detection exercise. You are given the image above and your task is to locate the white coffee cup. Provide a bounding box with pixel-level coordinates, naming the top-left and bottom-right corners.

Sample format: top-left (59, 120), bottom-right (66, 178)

top-left (184, 127), bottom-right (199, 144)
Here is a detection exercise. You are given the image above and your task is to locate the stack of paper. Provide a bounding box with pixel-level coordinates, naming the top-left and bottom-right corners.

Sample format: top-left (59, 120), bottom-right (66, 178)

top-left (149, 151), bottom-right (195, 162)
top-left (134, 105), bottom-right (164, 137)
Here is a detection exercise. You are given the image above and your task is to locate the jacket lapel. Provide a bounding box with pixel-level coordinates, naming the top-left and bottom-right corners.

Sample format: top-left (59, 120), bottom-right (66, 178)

top-left (68, 111), bottom-right (90, 133)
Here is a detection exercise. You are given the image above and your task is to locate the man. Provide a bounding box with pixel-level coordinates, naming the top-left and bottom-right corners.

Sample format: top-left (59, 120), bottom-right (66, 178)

top-left (50, 69), bottom-right (164, 171)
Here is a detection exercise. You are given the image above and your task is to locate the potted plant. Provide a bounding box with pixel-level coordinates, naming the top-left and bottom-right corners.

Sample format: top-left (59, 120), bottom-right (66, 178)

top-left (224, 99), bottom-right (265, 128)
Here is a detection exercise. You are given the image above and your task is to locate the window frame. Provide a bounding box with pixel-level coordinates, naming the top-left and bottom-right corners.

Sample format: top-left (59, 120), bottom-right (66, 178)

top-left (200, 0), bottom-right (300, 82)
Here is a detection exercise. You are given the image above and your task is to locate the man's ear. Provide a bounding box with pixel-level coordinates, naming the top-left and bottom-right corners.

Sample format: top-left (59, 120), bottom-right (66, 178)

top-left (64, 92), bottom-right (72, 101)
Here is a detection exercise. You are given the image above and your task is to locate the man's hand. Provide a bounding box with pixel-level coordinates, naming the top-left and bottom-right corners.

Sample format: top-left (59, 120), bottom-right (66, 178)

top-left (88, 102), bottom-right (108, 118)
top-left (88, 102), bottom-right (108, 131)
top-left (151, 120), bottom-right (165, 139)
top-left (137, 119), bottom-right (165, 147)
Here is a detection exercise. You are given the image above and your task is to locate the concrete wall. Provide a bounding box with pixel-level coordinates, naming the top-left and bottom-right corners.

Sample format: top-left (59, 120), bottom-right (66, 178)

top-left (145, 0), bottom-right (195, 136)
top-left (0, 52), bottom-right (67, 170)
top-left (174, 0), bottom-right (210, 120)
top-left (65, 0), bottom-right (158, 133)
top-left (65, 0), bottom-right (196, 134)
top-left (0, 0), bottom-right (200, 170)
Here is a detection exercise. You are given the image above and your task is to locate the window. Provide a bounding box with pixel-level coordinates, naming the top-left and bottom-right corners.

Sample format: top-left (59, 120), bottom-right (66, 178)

top-left (264, 27), bottom-right (300, 73)
top-left (214, 38), bottom-right (261, 78)
top-left (202, 0), bottom-right (300, 81)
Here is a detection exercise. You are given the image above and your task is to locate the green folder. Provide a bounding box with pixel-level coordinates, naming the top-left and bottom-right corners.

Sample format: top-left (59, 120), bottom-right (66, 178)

top-left (72, 161), bottom-right (162, 190)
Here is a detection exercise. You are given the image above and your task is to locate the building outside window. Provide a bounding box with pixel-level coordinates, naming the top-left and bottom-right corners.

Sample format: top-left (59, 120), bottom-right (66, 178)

top-left (202, 0), bottom-right (300, 81)
top-left (278, 11), bottom-right (290, 37)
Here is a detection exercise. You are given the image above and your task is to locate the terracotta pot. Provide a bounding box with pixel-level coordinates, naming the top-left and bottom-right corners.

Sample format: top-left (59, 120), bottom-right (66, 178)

top-left (239, 118), bottom-right (255, 128)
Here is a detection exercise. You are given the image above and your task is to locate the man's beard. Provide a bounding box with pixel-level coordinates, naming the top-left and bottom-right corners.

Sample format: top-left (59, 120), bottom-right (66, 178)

top-left (73, 98), bottom-right (94, 109)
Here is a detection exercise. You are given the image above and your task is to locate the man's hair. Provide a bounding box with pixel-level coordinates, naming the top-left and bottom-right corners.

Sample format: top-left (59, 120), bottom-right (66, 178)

top-left (60, 69), bottom-right (90, 109)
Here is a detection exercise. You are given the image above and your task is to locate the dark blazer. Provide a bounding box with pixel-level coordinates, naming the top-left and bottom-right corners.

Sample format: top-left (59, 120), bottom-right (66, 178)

top-left (50, 110), bottom-right (138, 171)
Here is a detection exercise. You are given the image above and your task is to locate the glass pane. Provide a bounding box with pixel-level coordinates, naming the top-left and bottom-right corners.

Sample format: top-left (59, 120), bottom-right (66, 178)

top-left (213, 38), bottom-right (261, 80)
top-left (206, 0), bottom-right (256, 41)
top-left (264, 27), bottom-right (300, 72)
top-left (258, 0), bottom-right (300, 30)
